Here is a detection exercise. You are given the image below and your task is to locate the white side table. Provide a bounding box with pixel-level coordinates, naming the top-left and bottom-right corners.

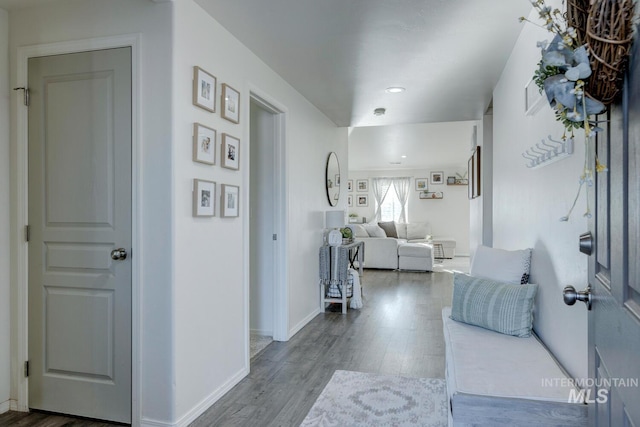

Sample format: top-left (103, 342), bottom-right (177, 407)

top-left (320, 241), bottom-right (364, 314)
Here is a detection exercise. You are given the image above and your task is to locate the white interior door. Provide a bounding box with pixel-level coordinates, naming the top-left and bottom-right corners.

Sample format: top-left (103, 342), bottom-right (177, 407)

top-left (584, 42), bottom-right (640, 426)
top-left (27, 47), bottom-right (132, 423)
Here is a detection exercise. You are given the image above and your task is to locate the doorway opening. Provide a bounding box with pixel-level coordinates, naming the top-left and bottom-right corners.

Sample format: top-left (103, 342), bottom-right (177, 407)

top-left (248, 91), bottom-right (288, 362)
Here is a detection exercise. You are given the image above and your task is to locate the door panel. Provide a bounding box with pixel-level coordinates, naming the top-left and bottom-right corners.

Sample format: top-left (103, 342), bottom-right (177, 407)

top-left (28, 48), bottom-right (131, 423)
top-left (588, 39), bottom-right (640, 426)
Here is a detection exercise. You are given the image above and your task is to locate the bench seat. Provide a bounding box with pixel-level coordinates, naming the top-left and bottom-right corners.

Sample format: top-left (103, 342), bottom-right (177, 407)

top-left (442, 307), bottom-right (587, 426)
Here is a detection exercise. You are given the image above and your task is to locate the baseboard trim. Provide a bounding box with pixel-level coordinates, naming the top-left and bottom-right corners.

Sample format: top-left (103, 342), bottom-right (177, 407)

top-left (250, 328), bottom-right (273, 336)
top-left (171, 367), bottom-right (249, 427)
top-left (288, 307), bottom-right (319, 340)
top-left (0, 400), bottom-right (10, 414)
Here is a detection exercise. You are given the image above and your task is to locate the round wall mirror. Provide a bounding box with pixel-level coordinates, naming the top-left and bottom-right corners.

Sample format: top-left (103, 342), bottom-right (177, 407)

top-left (326, 152), bottom-right (340, 206)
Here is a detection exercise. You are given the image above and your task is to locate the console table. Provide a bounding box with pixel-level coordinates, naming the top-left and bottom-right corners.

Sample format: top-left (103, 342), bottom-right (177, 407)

top-left (319, 241), bottom-right (364, 314)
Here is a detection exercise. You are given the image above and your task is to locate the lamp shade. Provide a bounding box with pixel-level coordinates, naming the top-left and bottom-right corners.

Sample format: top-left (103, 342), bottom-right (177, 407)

top-left (325, 210), bottom-right (345, 229)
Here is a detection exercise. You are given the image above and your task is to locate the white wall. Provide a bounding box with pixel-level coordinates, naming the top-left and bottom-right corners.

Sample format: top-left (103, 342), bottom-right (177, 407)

top-left (347, 169), bottom-right (470, 255)
top-left (8, 1), bottom-right (176, 424)
top-left (492, 2), bottom-right (588, 379)
top-left (172, 0), bottom-right (347, 423)
top-left (0, 7), bottom-right (10, 415)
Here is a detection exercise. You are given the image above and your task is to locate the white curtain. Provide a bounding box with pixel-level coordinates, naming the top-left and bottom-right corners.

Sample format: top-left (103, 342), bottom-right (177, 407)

top-left (392, 177), bottom-right (411, 223)
top-left (371, 178), bottom-right (392, 222)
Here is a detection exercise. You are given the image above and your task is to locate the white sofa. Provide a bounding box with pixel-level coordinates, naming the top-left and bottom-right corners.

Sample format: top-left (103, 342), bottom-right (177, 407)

top-left (347, 222), bottom-right (435, 271)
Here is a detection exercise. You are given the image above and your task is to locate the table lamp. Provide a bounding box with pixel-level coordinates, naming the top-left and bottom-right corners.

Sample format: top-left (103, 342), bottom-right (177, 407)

top-left (325, 210), bottom-right (345, 246)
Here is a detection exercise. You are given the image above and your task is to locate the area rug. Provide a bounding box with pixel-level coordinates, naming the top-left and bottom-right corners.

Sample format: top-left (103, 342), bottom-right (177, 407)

top-left (300, 370), bottom-right (448, 427)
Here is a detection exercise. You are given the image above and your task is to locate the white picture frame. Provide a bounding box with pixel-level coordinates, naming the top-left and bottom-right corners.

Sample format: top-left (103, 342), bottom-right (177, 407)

top-left (193, 66), bottom-right (216, 112)
top-left (525, 78), bottom-right (545, 116)
top-left (221, 133), bottom-right (240, 170)
top-left (221, 83), bottom-right (240, 124)
top-left (221, 184), bottom-right (240, 217)
top-left (193, 179), bottom-right (216, 217)
top-left (356, 179), bottom-right (368, 192)
top-left (356, 194), bottom-right (368, 207)
top-left (193, 123), bottom-right (216, 165)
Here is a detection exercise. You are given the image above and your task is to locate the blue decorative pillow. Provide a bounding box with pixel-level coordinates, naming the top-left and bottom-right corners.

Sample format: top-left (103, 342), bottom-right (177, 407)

top-left (451, 273), bottom-right (538, 338)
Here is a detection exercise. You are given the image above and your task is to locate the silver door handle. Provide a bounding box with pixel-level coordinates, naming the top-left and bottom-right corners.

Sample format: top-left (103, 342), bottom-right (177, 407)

top-left (563, 285), bottom-right (592, 310)
top-left (111, 248), bottom-right (127, 261)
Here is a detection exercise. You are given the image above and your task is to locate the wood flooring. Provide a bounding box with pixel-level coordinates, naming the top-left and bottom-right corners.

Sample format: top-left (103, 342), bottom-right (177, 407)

top-left (0, 268), bottom-right (456, 427)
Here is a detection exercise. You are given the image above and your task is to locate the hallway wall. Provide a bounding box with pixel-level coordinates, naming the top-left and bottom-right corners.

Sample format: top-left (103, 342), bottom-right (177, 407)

top-left (172, 1), bottom-right (347, 423)
top-left (492, 1), bottom-right (588, 379)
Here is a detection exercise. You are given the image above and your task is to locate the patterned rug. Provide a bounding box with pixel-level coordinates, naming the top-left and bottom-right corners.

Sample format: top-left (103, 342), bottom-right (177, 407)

top-left (300, 370), bottom-right (448, 427)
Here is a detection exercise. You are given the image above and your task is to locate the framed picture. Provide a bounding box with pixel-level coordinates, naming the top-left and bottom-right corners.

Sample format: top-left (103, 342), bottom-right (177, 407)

top-left (356, 179), bottom-right (368, 192)
top-left (193, 123), bottom-right (216, 165)
top-left (469, 146), bottom-right (481, 199)
top-left (221, 83), bottom-right (240, 124)
top-left (193, 66), bottom-right (216, 112)
top-left (447, 176), bottom-right (456, 185)
top-left (220, 184), bottom-right (240, 217)
top-left (356, 194), bottom-right (368, 207)
top-left (193, 179), bottom-right (216, 217)
top-left (525, 78), bottom-right (545, 116)
top-left (415, 178), bottom-right (428, 191)
top-left (430, 171), bottom-right (444, 185)
top-left (221, 133), bottom-right (240, 170)
top-left (347, 195), bottom-right (353, 207)
top-left (347, 180), bottom-right (353, 192)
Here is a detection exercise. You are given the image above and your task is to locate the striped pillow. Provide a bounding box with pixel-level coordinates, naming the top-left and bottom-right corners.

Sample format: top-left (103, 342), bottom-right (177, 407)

top-left (451, 273), bottom-right (538, 338)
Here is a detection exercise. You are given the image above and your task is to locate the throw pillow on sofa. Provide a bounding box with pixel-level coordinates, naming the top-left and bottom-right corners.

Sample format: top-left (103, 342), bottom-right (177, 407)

top-left (377, 221), bottom-right (398, 238)
top-left (451, 273), bottom-right (538, 338)
top-left (396, 223), bottom-right (408, 239)
top-left (470, 245), bottom-right (532, 284)
top-left (350, 224), bottom-right (369, 238)
top-left (363, 224), bottom-right (386, 238)
top-left (406, 223), bottom-right (430, 241)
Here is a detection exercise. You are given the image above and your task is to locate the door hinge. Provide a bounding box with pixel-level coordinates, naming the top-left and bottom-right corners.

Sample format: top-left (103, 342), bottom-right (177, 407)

top-left (25, 225), bottom-right (30, 242)
top-left (13, 87), bottom-right (30, 107)
top-left (24, 361), bottom-right (29, 378)
top-left (273, 234), bottom-right (277, 241)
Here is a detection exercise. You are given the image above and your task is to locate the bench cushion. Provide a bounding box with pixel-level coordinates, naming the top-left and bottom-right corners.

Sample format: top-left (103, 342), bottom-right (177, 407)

top-left (443, 307), bottom-right (577, 403)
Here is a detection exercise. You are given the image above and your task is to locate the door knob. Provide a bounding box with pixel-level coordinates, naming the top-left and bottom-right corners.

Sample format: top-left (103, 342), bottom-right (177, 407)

top-left (111, 248), bottom-right (128, 261)
top-left (563, 285), bottom-right (592, 310)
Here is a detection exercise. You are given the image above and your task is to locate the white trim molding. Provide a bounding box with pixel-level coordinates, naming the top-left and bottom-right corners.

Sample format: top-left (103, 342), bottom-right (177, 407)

top-left (244, 84), bottom-right (290, 362)
top-left (13, 33), bottom-right (142, 425)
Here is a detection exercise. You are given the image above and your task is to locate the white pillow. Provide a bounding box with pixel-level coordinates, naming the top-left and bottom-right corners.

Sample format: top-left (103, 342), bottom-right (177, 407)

top-left (470, 245), bottom-right (532, 284)
top-left (363, 224), bottom-right (387, 238)
top-left (406, 223), bottom-right (430, 240)
top-left (396, 223), bottom-right (408, 239)
top-left (350, 224), bottom-right (369, 238)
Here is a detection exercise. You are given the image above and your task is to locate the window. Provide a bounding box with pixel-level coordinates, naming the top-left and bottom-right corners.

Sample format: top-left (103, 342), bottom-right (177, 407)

top-left (380, 189), bottom-right (404, 222)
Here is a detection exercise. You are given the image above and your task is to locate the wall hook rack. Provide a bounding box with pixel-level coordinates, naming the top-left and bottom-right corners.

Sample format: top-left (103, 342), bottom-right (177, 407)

top-left (522, 135), bottom-right (574, 169)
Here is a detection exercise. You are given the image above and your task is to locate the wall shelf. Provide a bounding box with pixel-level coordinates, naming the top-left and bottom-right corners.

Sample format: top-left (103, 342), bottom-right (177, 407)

top-left (419, 191), bottom-right (443, 199)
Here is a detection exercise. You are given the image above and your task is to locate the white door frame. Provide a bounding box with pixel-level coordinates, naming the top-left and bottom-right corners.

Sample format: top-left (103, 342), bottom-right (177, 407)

top-left (12, 34), bottom-right (141, 424)
top-left (244, 86), bottom-right (289, 358)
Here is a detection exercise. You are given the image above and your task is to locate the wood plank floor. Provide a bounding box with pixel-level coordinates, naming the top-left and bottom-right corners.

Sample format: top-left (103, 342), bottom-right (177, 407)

top-left (0, 268), bottom-right (457, 427)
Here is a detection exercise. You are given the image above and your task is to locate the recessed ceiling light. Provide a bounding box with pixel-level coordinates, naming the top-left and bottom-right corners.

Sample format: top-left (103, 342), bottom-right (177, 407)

top-left (401, 155), bottom-right (407, 158)
top-left (389, 161), bottom-right (402, 165)
top-left (373, 107), bottom-right (386, 116)
top-left (385, 87), bottom-right (405, 93)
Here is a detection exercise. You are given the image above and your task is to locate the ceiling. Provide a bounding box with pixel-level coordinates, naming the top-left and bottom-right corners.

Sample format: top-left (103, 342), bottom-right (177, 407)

top-left (348, 121), bottom-right (475, 171)
top-left (0, 0), bottom-right (532, 170)
top-left (195, 0), bottom-right (532, 128)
